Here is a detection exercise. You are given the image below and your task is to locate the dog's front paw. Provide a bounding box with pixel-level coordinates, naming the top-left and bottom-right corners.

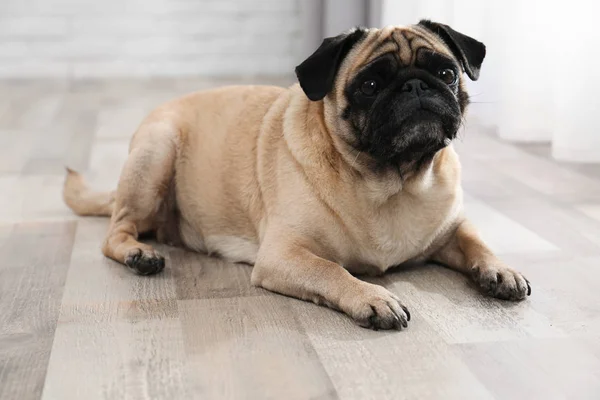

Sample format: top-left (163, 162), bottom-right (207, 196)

top-left (342, 283), bottom-right (410, 330)
top-left (473, 263), bottom-right (531, 301)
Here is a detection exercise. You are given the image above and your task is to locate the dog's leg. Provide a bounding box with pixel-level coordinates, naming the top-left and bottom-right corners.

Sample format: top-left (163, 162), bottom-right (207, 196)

top-left (251, 235), bottom-right (410, 330)
top-left (431, 220), bottom-right (531, 300)
top-left (102, 124), bottom-right (177, 275)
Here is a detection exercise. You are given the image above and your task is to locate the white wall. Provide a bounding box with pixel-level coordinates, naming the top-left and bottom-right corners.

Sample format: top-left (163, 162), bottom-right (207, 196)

top-left (0, 0), bottom-right (302, 78)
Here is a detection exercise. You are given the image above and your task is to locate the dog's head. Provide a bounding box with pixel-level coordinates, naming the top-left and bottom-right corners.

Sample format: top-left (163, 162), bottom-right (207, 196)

top-left (295, 20), bottom-right (485, 169)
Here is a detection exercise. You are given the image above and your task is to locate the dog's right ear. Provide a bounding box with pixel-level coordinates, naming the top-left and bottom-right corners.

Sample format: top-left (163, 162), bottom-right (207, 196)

top-left (295, 27), bottom-right (368, 101)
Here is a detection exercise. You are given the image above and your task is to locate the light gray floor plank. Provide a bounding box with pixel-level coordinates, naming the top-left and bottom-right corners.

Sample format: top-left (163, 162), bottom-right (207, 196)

top-left (292, 296), bottom-right (493, 400)
top-left (0, 221), bottom-right (76, 400)
top-left (520, 142), bottom-right (600, 181)
top-left (0, 174), bottom-right (76, 223)
top-left (575, 203), bottom-right (600, 223)
top-left (0, 129), bottom-right (37, 173)
top-left (458, 338), bottom-right (600, 400)
top-left (456, 130), bottom-right (600, 201)
top-left (22, 104), bottom-right (97, 175)
top-left (464, 195), bottom-right (558, 254)
top-left (178, 296), bottom-right (337, 400)
top-left (481, 196), bottom-right (600, 255)
top-left (42, 218), bottom-right (186, 400)
top-left (42, 317), bottom-right (189, 400)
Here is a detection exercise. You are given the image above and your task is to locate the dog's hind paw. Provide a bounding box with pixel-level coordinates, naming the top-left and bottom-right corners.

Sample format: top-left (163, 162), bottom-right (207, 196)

top-left (125, 248), bottom-right (165, 276)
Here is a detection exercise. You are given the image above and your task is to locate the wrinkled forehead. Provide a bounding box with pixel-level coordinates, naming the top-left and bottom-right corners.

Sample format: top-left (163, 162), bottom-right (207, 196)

top-left (337, 25), bottom-right (454, 89)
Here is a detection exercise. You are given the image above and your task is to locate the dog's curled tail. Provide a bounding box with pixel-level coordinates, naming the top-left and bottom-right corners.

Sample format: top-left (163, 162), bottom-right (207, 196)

top-left (63, 167), bottom-right (115, 217)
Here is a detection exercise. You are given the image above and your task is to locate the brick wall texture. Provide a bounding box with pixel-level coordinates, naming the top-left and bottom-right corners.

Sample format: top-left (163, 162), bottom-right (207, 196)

top-left (0, 0), bottom-right (302, 78)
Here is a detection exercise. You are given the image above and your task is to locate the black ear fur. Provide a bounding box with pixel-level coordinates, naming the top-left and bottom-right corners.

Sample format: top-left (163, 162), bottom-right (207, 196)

top-left (295, 27), bottom-right (368, 101)
top-left (418, 20), bottom-right (486, 81)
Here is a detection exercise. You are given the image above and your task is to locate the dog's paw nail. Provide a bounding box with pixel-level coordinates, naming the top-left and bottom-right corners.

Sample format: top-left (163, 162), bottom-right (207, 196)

top-left (401, 305), bottom-right (411, 322)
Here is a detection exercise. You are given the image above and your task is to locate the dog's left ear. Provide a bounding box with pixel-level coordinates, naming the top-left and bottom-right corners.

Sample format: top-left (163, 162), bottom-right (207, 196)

top-left (418, 20), bottom-right (486, 81)
top-left (295, 27), bottom-right (368, 101)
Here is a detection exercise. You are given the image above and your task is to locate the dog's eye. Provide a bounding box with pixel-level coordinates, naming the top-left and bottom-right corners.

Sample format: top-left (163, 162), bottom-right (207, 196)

top-left (360, 80), bottom-right (378, 96)
top-left (438, 69), bottom-right (457, 85)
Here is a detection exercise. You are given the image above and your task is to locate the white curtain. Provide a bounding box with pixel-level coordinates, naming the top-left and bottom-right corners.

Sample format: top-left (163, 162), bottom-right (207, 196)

top-left (380, 0), bottom-right (600, 163)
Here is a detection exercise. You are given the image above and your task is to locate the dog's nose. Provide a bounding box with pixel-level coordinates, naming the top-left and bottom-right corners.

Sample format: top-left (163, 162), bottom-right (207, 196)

top-left (401, 79), bottom-right (429, 96)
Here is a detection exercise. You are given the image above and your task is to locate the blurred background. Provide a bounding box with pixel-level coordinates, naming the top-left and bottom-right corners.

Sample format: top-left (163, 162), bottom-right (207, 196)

top-left (1, 0), bottom-right (598, 161)
top-left (3, 1), bottom-right (600, 400)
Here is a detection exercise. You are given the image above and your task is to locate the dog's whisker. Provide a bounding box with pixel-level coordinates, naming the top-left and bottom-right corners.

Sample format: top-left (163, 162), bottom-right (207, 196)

top-left (351, 150), bottom-right (362, 169)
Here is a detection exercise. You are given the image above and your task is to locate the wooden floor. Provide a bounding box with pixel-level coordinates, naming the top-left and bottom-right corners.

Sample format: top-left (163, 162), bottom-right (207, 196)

top-left (2, 78), bottom-right (600, 400)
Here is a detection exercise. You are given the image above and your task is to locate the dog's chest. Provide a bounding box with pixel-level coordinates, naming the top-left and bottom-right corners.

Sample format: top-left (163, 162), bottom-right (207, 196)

top-left (344, 185), bottom-right (462, 274)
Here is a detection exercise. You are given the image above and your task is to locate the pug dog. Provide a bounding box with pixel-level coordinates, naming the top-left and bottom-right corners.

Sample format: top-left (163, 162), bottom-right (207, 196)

top-left (64, 20), bottom-right (531, 330)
